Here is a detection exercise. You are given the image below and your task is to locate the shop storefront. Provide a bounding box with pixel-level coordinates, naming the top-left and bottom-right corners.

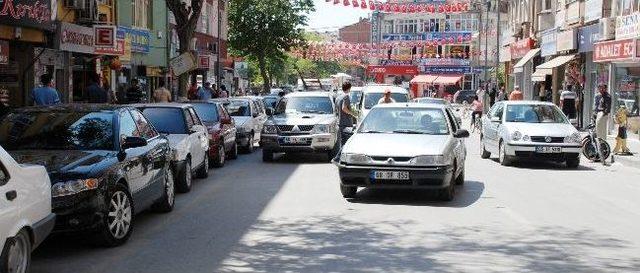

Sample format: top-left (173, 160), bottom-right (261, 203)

top-left (533, 29), bottom-right (580, 107)
top-left (578, 23), bottom-right (604, 127)
top-left (366, 65), bottom-right (419, 86)
top-left (57, 22), bottom-right (100, 102)
top-left (594, 39), bottom-right (640, 118)
top-left (510, 38), bottom-right (537, 100)
top-left (418, 58), bottom-right (474, 90)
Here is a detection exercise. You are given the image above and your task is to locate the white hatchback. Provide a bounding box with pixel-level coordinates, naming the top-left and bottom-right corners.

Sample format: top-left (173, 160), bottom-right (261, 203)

top-left (0, 145), bottom-right (55, 273)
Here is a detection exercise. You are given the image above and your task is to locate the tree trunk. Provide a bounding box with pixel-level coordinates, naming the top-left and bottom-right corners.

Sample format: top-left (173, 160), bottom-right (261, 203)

top-left (175, 32), bottom-right (193, 99)
top-left (258, 55), bottom-right (270, 94)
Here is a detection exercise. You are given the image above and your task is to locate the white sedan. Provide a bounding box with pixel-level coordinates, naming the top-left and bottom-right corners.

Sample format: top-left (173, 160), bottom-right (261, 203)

top-left (480, 101), bottom-right (582, 168)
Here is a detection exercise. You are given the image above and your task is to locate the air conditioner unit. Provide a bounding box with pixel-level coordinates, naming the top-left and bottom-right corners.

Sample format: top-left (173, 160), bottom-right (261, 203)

top-left (64, 0), bottom-right (84, 9)
top-left (599, 17), bottom-right (615, 41)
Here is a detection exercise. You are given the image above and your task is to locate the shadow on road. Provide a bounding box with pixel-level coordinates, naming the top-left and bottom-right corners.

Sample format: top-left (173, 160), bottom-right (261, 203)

top-left (269, 152), bottom-right (330, 164)
top-left (488, 158), bottom-right (596, 171)
top-left (347, 181), bottom-right (484, 208)
top-left (217, 216), bottom-right (640, 273)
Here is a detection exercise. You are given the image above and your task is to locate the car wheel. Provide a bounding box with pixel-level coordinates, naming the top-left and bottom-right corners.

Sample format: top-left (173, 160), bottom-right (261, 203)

top-left (176, 160), bottom-right (192, 193)
top-left (94, 183), bottom-right (134, 247)
top-left (228, 142), bottom-right (239, 160)
top-left (566, 156), bottom-right (580, 168)
top-left (340, 185), bottom-right (357, 198)
top-left (480, 136), bottom-right (491, 159)
top-left (1, 229), bottom-right (31, 273)
top-left (439, 173), bottom-right (456, 201)
top-left (212, 144), bottom-right (225, 168)
top-left (196, 154), bottom-right (209, 178)
top-left (262, 150), bottom-right (274, 162)
top-left (499, 141), bottom-right (513, 166)
top-left (153, 169), bottom-right (175, 213)
top-left (455, 166), bottom-right (465, 185)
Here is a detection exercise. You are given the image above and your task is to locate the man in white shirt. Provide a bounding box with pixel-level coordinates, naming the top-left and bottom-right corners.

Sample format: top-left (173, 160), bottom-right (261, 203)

top-left (377, 89), bottom-right (396, 104)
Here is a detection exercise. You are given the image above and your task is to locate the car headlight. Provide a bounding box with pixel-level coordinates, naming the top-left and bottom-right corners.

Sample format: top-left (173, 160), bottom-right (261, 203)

top-left (564, 132), bottom-right (582, 143)
top-left (52, 178), bottom-right (100, 197)
top-left (511, 131), bottom-right (522, 141)
top-left (263, 125), bottom-right (278, 134)
top-left (522, 135), bottom-right (531, 142)
top-left (339, 153), bottom-right (372, 164)
top-left (410, 155), bottom-right (451, 166)
top-left (312, 124), bottom-right (329, 134)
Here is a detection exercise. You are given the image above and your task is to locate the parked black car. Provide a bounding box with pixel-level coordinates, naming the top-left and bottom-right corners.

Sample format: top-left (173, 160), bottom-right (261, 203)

top-left (0, 105), bottom-right (175, 247)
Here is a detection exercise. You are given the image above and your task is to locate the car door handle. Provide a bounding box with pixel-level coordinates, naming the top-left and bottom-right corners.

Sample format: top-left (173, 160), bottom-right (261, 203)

top-left (5, 190), bottom-right (17, 201)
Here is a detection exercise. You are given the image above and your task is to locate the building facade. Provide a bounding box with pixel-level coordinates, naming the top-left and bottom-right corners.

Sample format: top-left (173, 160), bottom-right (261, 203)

top-left (339, 18), bottom-right (372, 44)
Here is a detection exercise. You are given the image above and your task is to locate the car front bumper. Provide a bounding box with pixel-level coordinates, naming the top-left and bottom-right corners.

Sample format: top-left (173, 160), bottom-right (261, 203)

top-left (52, 190), bottom-right (107, 233)
top-left (261, 133), bottom-right (336, 153)
top-left (505, 143), bottom-right (581, 160)
top-left (31, 213), bottom-right (56, 249)
top-left (236, 131), bottom-right (252, 146)
top-left (336, 162), bottom-right (454, 189)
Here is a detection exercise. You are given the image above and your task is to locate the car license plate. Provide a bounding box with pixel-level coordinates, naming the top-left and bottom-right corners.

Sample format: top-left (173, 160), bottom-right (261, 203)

top-left (535, 146), bottom-right (562, 153)
top-left (371, 171), bottom-right (410, 180)
top-left (281, 137), bottom-right (308, 144)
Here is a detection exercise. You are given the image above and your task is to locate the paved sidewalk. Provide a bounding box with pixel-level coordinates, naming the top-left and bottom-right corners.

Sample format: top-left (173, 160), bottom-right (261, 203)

top-left (607, 131), bottom-right (640, 169)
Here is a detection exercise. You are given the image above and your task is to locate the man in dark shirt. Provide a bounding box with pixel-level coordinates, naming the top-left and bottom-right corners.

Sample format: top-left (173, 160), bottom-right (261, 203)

top-left (126, 78), bottom-right (143, 104)
top-left (594, 83), bottom-right (612, 139)
top-left (335, 82), bottom-right (357, 147)
top-left (87, 74), bottom-right (108, 103)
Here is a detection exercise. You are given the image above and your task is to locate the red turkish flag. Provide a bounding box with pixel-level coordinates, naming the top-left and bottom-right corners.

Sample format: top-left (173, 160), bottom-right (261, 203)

top-left (400, 4), bottom-right (407, 13)
top-left (334, 0), bottom-right (340, 4)
top-left (361, 0), bottom-right (367, 9)
top-left (383, 3), bottom-right (391, 12)
top-left (369, 1), bottom-right (376, 10)
top-left (343, 0), bottom-right (350, 6)
top-left (352, 0), bottom-right (359, 8)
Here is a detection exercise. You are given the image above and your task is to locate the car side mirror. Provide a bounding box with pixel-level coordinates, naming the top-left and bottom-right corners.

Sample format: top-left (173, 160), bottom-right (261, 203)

top-left (190, 124), bottom-right (205, 133)
top-left (122, 136), bottom-right (148, 150)
top-left (265, 107), bottom-right (274, 116)
top-left (221, 117), bottom-right (232, 125)
top-left (454, 129), bottom-right (470, 138)
top-left (490, 116), bottom-right (502, 123)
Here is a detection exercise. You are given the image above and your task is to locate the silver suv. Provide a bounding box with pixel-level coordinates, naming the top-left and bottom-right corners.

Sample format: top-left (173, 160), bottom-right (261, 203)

top-left (261, 92), bottom-right (339, 162)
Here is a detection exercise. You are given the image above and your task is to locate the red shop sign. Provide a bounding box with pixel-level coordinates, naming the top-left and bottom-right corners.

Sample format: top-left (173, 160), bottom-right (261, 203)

top-left (510, 38), bottom-right (534, 59)
top-left (367, 65), bottom-right (419, 75)
top-left (593, 39), bottom-right (637, 62)
top-left (198, 55), bottom-right (212, 69)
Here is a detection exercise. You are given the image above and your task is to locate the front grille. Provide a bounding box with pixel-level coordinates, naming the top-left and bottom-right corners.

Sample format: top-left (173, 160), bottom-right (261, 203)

top-left (530, 136), bottom-right (565, 143)
top-left (280, 132), bottom-right (311, 136)
top-left (277, 125), bottom-right (294, 131)
top-left (298, 125), bottom-right (314, 131)
top-left (370, 156), bottom-right (413, 162)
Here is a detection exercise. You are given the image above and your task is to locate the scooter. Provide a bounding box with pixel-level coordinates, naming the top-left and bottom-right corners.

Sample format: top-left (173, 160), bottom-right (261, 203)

top-left (582, 118), bottom-right (611, 163)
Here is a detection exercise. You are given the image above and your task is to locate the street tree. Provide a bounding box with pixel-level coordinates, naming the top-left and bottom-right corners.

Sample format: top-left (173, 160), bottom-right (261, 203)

top-left (166, 0), bottom-right (204, 97)
top-left (229, 0), bottom-right (314, 92)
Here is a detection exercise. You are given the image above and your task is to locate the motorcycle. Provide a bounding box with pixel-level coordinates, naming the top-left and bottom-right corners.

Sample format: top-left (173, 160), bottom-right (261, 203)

top-left (582, 119), bottom-right (611, 163)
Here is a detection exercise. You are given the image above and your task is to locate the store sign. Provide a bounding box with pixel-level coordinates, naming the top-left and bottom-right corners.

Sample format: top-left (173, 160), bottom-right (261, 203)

top-left (380, 59), bottom-right (414, 66)
top-left (198, 55), bottom-right (212, 69)
top-left (541, 29), bottom-right (557, 57)
top-left (418, 58), bottom-right (470, 66)
top-left (616, 13), bottom-right (640, 40)
top-left (366, 65), bottom-right (419, 75)
top-left (58, 22), bottom-right (94, 54)
top-left (94, 25), bottom-right (116, 47)
top-left (382, 31), bottom-right (472, 42)
top-left (0, 40), bottom-right (8, 65)
top-left (510, 38), bottom-right (534, 59)
top-left (95, 29), bottom-right (125, 56)
top-left (593, 39), bottom-right (637, 62)
top-left (578, 24), bottom-right (600, 53)
top-left (120, 27), bottom-right (150, 53)
top-left (557, 29), bottom-right (577, 51)
top-left (420, 66), bottom-right (472, 74)
top-left (584, 0), bottom-right (603, 23)
top-left (0, 0), bottom-right (54, 30)
top-left (170, 52), bottom-right (197, 76)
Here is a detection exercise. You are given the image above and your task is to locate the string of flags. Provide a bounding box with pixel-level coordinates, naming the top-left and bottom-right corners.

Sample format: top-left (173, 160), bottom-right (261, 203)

top-left (325, 0), bottom-right (471, 14)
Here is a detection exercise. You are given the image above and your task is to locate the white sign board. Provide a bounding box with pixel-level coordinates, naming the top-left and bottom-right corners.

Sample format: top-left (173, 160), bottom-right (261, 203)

top-left (170, 52), bottom-right (197, 76)
top-left (616, 13), bottom-right (640, 40)
top-left (58, 22), bottom-right (94, 54)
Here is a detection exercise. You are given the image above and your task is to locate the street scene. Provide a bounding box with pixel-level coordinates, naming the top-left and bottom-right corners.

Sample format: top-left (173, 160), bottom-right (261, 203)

top-left (1, 0), bottom-right (640, 273)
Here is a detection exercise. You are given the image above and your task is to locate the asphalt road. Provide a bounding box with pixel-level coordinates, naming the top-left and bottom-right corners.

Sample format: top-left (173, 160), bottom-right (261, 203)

top-left (31, 133), bottom-right (640, 273)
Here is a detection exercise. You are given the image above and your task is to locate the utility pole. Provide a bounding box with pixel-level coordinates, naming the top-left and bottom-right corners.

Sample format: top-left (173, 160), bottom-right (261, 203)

top-left (495, 0), bottom-right (500, 89)
top-left (484, 1), bottom-right (489, 89)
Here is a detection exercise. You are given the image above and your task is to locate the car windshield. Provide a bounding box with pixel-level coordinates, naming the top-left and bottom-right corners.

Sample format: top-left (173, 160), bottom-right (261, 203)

top-left (358, 107), bottom-right (449, 135)
top-left (505, 104), bottom-right (568, 123)
top-left (226, 100), bottom-right (251, 116)
top-left (263, 97), bottom-right (278, 109)
top-left (363, 92), bottom-right (408, 109)
top-left (349, 90), bottom-right (363, 105)
top-left (192, 103), bottom-right (219, 123)
top-left (0, 111), bottom-right (115, 150)
top-left (278, 96), bottom-right (333, 114)
top-left (141, 108), bottom-right (187, 134)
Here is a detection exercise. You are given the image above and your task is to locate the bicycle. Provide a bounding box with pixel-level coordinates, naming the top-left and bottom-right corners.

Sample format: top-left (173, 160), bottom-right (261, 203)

top-left (582, 118), bottom-right (611, 164)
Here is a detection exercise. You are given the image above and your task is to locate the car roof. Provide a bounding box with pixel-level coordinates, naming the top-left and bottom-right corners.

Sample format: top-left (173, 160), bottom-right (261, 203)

top-left (500, 100), bottom-right (557, 106)
top-left (10, 103), bottom-right (126, 113)
top-left (130, 103), bottom-right (192, 109)
top-left (372, 102), bottom-right (447, 110)
top-left (285, 91), bottom-right (332, 98)
top-left (362, 85), bottom-right (408, 94)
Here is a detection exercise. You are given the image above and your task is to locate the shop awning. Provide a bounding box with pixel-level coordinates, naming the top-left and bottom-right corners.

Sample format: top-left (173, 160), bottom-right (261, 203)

top-left (536, 54), bottom-right (576, 70)
top-left (432, 75), bottom-right (463, 85)
top-left (410, 75), bottom-right (439, 84)
top-left (513, 48), bottom-right (541, 73)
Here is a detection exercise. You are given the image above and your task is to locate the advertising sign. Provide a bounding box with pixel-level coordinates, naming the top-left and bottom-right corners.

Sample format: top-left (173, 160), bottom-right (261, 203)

top-left (95, 29), bottom-right (125, 56)
top-left (510, 38), bottom-right (534, 59)
top-left (541, 29), bottom-right (557, 57)
top-left (380, 59), bottom-right (414, 66)
top-left (593, 39), bottom-right (637, 62)
top-left (58, 22), bottom-right (94, 54)
top-left (382, 31), bottom-right (473, 42)
top-left (366, 65), bottom-right (419, 75)
top-left (419, 58), bottom-right (470, 66)
top-left (94, 25), bottom-right (116, 47)
top-left (120, 27), bottom-right (150, 53)
top-left (584, 0), bottom-right (603, 23)
top-left (616, 13), bottom-right (640, 40)
top-left (170, 52), bottom-right (197, 76)
top-left (420, 66), bottom-right (472, 74)
top-left (579, 24), bottom-right (600, 53)
top-left (198, 55), bottom-right (212, 69)
top-left (0, 0), bottom-right (54, 30)
top-left (0, 40), bottom-right (8, 65)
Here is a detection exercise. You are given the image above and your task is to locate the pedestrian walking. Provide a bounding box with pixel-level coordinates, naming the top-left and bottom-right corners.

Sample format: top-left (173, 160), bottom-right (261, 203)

top-left (31, 74), bottom-right (61, 106)
top-left (594, 83), bottom-right (612, 139)
top-left (126, 78), bottom-right (144, 104)
top-left (87, 74), bottom-right (108, 103)
top-left (197, 82), bottom-right (213, 100)
top-left (336, 82), bottom-right (357, 149)
top-left (470, 95), bottom-right (483, 131)
top-left (489, 86), bottom-right (497, 107)
top-left (377, 89), bottom-right (396, 104)
top-left (153, 80), bottom-right (172, 103)
top-left (509, 86), bottom-right (524, 101)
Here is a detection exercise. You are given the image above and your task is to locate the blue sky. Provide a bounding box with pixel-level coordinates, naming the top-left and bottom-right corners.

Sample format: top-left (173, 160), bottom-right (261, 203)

top-left (306, 0), bottom-right (371, 31)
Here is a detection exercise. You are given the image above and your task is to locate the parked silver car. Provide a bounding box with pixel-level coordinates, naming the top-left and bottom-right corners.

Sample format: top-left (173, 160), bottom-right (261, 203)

top-left (213, 98), bottom-right (263, 153)
top-left (334, 103), bottom-right (469, 201)
top-left (480, 101), bottom-right (582, 168)
top-left (261, 92), bottom-right (339, 162)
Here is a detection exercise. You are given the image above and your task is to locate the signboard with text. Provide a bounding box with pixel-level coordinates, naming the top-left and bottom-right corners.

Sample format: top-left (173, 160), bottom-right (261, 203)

top-left (593, 39), bottom-right (637, 62)
top-left (418, 58), bottom-right (470, 66)
top-left (510, 38), bottom-right (534, 59)
top-left (198, 55), bottom-right (212, 69)
top-left (94, 25), bottom-right (116, 47)
top-left (616, 13), bottom-right (640, 40)
top-left (120, 27), bottom-right (150, 53)
top-left (95, 29), bottom-right (125, 56)
top-left (58, 22), bottom-right (94, 54)
top-left (382, 31), bottom-right (472, 42)
top-left (579, 24), bottom-right (600, 53)
top-left (170, 52), bottom-right (197, 76)
top-left (420, 66), bottom-right (472, 74)
top-left (0, 0), bottom-right (54, 30)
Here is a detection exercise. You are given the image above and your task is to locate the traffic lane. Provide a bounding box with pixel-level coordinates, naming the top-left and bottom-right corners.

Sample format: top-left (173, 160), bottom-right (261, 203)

top-left (217, 136), bottom-right (640, 272)
top-left (30, 150), bottom-right (314, 273)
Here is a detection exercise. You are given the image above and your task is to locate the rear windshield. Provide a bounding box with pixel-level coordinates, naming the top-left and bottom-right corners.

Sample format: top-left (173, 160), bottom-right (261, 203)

top-left (141, 108), bottom-right (187, 134)
top-left (363, 93), bottom-right (409, 109)
top-left (226, 100), bottom-right (251, 116)
top-left (192, 103), bottom-right (219, 123)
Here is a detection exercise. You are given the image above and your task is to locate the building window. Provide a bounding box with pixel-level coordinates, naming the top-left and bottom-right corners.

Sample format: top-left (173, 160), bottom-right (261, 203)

top-left (133, 0), bottom-right (150, 29)
top-left (618, 0), bottom-right (640, 16)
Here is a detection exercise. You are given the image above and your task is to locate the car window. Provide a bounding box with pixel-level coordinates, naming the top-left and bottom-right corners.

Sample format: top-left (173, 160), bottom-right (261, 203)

top-left (120, 110), bottom-right (140, 140)
top-left (0, 110), bottom-right (115, 151)
top-left (188, 108), bottom-right (202, 125)
top-left (359, 107), bottom-right (449, 135)
top-left (192, 103), bottom-right (219, 123)
top-left (363, 93), bottom-right (409, 109)
top-left (279, 96), bottom-right (334, 114)
top-left (217, 104), bottom-right (229, 120)
top-left (184, 109), bottom-right (195, 127)
top-left (445, 109), bottom-right (458, 132)
top-left (130, 109), bottom-right (158, 139)
top-left (141, 107), bottom-right (188, 134)
top-left (505, 104), bottom-right (567, 123)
